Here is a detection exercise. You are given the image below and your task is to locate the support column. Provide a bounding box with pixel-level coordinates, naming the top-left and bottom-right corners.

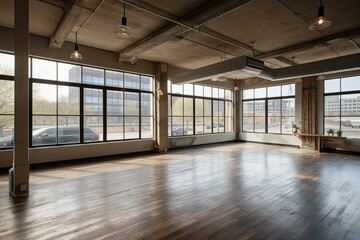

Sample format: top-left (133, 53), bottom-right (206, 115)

top-left (234, 85), bottom-right (240, 141)
top-left (301, 77), bottom-right (317, 150)
top-left (155, 63), bottom-right (168, 152)
top-left (9, 0), bottom-right (30, 197)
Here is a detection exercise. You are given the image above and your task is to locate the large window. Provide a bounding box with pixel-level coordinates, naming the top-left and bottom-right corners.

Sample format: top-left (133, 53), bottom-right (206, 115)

top-left (0, 53), bottom-right (14, 149)
top-left (242, 84), bottom-right (295, 134)
top-left (28, 57), bottom-right (153, 147)
top-left (168, 81), bottom-right (233, 136)
top-left (324, 76), bottom-right (360, 138)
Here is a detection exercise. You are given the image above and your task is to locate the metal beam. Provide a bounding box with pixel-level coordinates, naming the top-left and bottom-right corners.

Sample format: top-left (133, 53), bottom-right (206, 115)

top-left (48, 0), bottom-right (104, 50)
top-left (118, 0), bottom-right (254, 62)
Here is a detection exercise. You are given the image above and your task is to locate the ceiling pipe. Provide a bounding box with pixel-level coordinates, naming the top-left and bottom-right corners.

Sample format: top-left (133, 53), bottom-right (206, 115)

top-left (117, 0), bottom-right (253, 54)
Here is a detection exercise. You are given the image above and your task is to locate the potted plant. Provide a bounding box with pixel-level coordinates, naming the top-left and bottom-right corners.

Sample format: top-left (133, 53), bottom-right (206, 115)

top-left (336, 130), bottom-right (343, 137)
top-left (327, 129), bottom-right (334, 136)
top-left (291, 123), bottom-right (300, 133)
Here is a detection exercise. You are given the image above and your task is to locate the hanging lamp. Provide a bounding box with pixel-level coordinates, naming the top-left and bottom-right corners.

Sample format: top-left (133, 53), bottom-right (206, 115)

top-left (70, 32), bottom-right (83, 60)
top-left (114, 3), bottom-right (131, 37)
top-left (308, 0), bottom-right (332, 30)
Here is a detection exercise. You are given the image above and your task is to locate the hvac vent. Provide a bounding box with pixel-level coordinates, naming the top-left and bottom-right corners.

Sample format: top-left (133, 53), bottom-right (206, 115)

top-left (173, 56), bottom-right (264, 84)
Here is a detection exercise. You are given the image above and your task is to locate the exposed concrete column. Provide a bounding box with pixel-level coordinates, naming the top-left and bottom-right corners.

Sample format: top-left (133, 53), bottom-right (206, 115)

top-left (9, 0), bottom-right (30, 197)
top-left (155, 63), bottom-right (168, 152)
top-left (235, 87), bottom-right (240, 141)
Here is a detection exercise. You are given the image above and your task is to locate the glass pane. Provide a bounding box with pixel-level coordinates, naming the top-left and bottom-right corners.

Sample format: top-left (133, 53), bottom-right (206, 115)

top-left (204, 86), bottom-right (212, 97)
top-left (282, 84), bottom-right (295, 96)
top-left (141, 76), bottom-right (153, 91)
top-left (219, 116), bottom-right (225, 133)
top-left (83, 67), bottom-right (104, 85)
top-left (58, 116), bottom-right (80, 144)
top-left (242, 101), bottom-right (254, 116)
top-left (184, 84), bottom-right (193, 95)
top-left (342, 76), bottom-right (360, 92)
top-left (324, 95), bottom-right (340, 116)
top-left (225, 101), bottom-right (232, 117)
top-left (58, 86), bottom-right (79, 115)
top-left (324, 117), bottom-right (340, 134)
top-left (195, 99), bottom-right (203, 116)
top-left (268, 116), bottom-right (281, 133)
top-left (254, 100), bottom-right (265, 115)
top-left (0, 115), bottom-right (14, 148)
top-left (167, 80), bottom-right (172, 94)
top-left (225, 89), bottom-right (232, 100)
top-left (33, 83), bottom-right (57, 114)
top-left (141, 93), bottom-right (153, 116)
top-left (341, 94), bottom-right (360, 116)
top-left (195, 85), bottom-right (203, 96)
top-left (282, 98), bottom-right (295, 116)
top-left (254, 117), bottom-right (266, 132)
top-left (218, 89), bottom-right (225, 99)
top-left (168, 116), bottom-right (172, 137)
top-left (281, 116), bottom-right (294, 134)
top-left (267, 86), bottom-right (281, 97)
top-left (32, 58), bottom-right (56, 80)
top-left (141, 117), bottom-right (153, 138)
top-left (124, 92), bottom-right (139, 115)
top-left (172, 96), bottom-right (183, 116)
top-left (106, 70), bottom-right (123, 88)
top-left (107, 90), bottom-right (123, 115)
top-left (32, 116), bottom-right (57, 146)
top-left (225, 116), bottom-right (232, 133)
top-left (195, 117), bottom-right (203, 134)
top-left (218, 101), bottom-right (225, 117)
top-left (0, 80), bottom-right (14, 114)
top-left (172, 84), bottom-right (183, 94)
top-left (204, 117), bottom-right (212, 133)
top-left (242, 117), bottom-right (253, 132)
top-left (183, 116), bottom-right (193, 135)
top-left (341, 117), bottom-right (360, 138)
top-left (84, 88), bottom-right (103, 115)
top-left (212, 87), bottom-right (219, 98)
top-left (171, 117), bottom-right (183, 136)
top-left (58, 63), bottom-right (81, 83)
top-left (107, 116), bottom-right (123, 140)
top-left (124, 117), bottom-right (139, 139)
top-left (184, 98), bottom-right (193, 116)
top-left (268, 99), bottom-right (281, 116)
top-left (213, 116), bottom-right (219, 133)
top-left (243, 89), bottom-right (253, 99)
top-left (213, 100), bottom-right (219, 117)
top-left (254, 88), bottom-right (266, 98)
top-left (84, 116), bottom-right (103, 142)
top-left (324, 79), bottom-right (340, 93)
top-left (0, 53), bottom-right (14, 75)
top-left (204, 99), bottom-right (211, 116)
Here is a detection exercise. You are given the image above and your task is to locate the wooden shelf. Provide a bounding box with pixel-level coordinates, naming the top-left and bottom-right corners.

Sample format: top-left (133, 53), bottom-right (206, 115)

top-left (293, 133), bottom-right (346, 152)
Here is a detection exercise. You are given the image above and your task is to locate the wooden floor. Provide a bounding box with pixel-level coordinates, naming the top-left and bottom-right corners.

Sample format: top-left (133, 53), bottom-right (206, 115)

top-left (1, 142), bottom-right (360, 240)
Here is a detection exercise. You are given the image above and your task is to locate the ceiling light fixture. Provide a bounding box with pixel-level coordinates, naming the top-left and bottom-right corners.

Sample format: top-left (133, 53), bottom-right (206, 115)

top-left (114, 3), bottom-right (131, 38)
top-left (308, 0), bottom-right (332, 31)
top-left (70, 32), bottom-right (83, 61)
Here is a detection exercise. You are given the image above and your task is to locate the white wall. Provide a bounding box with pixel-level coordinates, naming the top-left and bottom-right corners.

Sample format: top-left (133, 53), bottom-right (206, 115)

top-left (169, 133), bottom-right (236, 148)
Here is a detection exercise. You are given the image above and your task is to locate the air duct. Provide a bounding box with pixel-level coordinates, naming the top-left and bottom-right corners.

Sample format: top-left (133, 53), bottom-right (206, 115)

top-left (172, 56), bottom-right (264, 84)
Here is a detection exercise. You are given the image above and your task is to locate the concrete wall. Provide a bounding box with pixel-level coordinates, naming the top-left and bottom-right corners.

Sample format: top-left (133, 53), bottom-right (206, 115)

top-left (169, 133), bottom-right (236, 149)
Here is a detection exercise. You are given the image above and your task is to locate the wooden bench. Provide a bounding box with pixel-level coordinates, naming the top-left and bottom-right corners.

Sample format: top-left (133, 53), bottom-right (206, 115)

top-left (293, 133), bottom-right (346, 152)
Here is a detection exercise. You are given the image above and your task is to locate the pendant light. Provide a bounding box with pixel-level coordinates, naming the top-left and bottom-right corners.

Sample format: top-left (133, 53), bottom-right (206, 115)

top-left (308, 0), bottom-right (332, 31)
top-left (114, 3), bottom-right (131, 38)
top-left (70, 32), bottom-right (83, 60)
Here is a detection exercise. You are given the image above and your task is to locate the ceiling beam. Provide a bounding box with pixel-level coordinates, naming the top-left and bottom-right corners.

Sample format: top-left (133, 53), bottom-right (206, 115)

top-left (48, 0), bottom-right (104, 50)
top-left (256, 28), bottom-right (360, 60)
top-left (118, 0), bottom-right (254, 63)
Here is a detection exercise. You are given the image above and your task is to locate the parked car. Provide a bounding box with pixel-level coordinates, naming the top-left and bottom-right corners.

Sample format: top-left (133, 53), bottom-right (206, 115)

top-left (0, 126), bottom-right (100, 147)
top-left (172, 127), bottom-right (188, 136)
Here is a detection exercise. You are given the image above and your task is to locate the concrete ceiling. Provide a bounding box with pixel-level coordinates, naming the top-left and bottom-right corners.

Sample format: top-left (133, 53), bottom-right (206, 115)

top-left (1, 0), bottom-right (360, 72)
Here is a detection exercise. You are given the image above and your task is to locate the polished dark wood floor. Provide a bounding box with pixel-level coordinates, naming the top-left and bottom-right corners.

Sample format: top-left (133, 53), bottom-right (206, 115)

top-left (1, 142), bottom-right (360, 240)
